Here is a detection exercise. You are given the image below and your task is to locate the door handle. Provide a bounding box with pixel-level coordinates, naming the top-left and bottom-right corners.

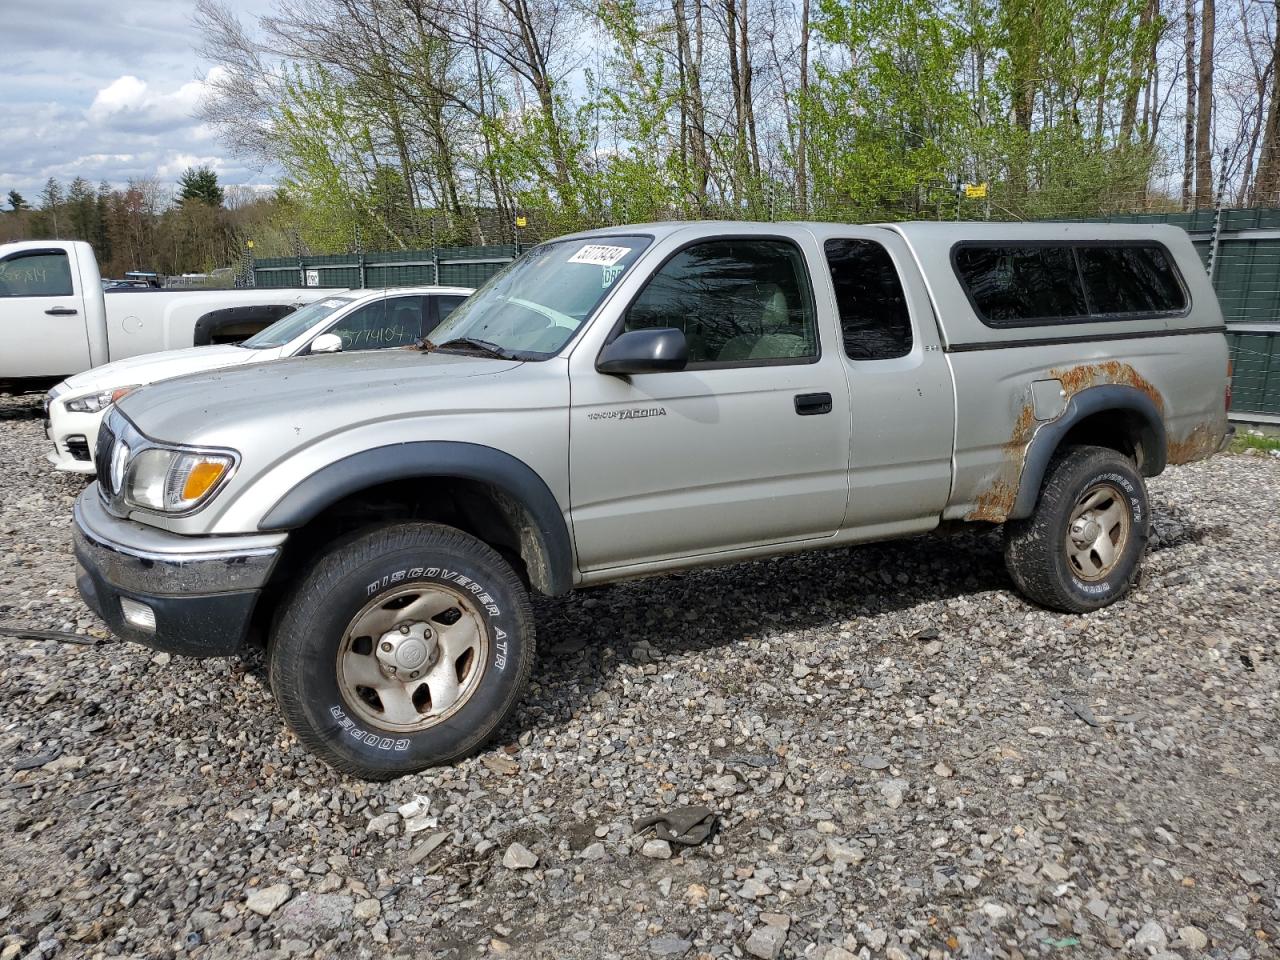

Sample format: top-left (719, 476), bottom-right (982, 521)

top-left (794, 392), bottom-right (832, 415)
top-left (45, 307), bottom-right (78, 316)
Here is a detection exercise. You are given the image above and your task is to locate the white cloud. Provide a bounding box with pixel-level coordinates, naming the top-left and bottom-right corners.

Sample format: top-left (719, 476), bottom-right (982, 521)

top-left (87, 69), bottom-right (228, 135)
top-left (0, 0), bottom-right (275, 198)
top-left (156, 153), bottom-right (227, 180)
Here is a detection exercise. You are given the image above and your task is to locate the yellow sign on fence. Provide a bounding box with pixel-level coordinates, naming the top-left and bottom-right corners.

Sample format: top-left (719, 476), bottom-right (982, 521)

top-left (963, 183), bottom-right (988, 199)
top-left (515, 216), bottom-right (528, 228)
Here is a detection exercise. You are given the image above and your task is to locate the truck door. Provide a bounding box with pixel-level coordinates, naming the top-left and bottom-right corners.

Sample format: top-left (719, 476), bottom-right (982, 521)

top-left (0, 245), bottom-right (90, 379)
top-left (818, 230), bottom-right (955, 532)
top-left (568, 235), bottom-right (853, 571)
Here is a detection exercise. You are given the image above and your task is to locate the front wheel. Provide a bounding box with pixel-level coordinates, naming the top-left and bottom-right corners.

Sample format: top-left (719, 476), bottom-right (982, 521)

top-left (269, 523), bottom-right (535, 779)
top-left (1003, 445), bottom-right (1150, 613)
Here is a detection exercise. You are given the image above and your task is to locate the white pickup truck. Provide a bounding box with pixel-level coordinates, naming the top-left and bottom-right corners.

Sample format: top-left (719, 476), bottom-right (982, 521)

top-left (0, 239), bottom-right (334, 389)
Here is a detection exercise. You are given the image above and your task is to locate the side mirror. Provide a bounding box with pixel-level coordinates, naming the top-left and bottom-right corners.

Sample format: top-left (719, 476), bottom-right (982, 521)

top-left (310, 333), bottom-right (343, 354)
top-left (597, 328), bottom-right (688, 375)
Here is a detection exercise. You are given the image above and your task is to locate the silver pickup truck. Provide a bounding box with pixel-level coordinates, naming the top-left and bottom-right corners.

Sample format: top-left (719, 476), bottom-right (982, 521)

top-left (72, 221), bottom-right (1231, 779)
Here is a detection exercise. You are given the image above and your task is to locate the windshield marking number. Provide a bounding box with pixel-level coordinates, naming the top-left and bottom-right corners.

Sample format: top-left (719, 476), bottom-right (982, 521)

top-left (569, 244), bottom-right (631, 267)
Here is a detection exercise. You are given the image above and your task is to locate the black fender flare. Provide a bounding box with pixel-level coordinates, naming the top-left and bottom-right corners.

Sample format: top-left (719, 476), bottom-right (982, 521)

top-left (192, 304), bottom-right (298, 346)
top-left (258, 441), bottom-right (574, 596)
top-left (1009, 385), bottom-right (1166, 520)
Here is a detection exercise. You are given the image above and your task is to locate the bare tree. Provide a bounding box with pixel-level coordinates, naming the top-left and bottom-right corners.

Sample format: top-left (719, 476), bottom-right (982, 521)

top-left (1194, 0), bottom-right (1217, 206)
top-left (1183, 0), bottom-right (1198, 207)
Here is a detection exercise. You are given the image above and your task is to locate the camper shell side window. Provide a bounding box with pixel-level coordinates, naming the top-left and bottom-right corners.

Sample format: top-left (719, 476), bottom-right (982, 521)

top-left (952, 240), bottom-right (1189, 328)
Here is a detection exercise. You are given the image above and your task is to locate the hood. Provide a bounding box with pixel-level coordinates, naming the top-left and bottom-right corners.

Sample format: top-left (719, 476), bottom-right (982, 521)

top-left (115, 349), bottom-right (523, 444)
top-left (61, 344), bottom-right (257, 395)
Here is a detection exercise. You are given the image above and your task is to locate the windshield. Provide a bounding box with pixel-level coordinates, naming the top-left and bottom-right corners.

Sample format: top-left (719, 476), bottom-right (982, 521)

top-left (241, 296), bottom-right (355, 349)
top-left (428, 236), bottom-right (650, 359)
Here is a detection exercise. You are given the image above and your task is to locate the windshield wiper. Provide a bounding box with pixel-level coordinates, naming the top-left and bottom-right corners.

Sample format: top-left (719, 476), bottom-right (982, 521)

top-left (425, 337), bottom-right (518, 360)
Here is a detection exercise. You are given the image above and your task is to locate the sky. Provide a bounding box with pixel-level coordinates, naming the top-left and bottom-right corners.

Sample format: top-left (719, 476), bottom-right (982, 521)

top-left (2, 0), bottom-right (270, 203)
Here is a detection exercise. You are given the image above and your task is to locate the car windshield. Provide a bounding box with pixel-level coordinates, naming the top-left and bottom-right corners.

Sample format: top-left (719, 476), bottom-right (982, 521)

top-left (240, 297), bottom-right (355, 349)
top-left (428, 236), bottom-right (651, 359)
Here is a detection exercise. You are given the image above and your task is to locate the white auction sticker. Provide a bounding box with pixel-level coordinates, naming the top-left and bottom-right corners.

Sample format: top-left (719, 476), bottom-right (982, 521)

top-left (568, 244), bottom-right (631, 267)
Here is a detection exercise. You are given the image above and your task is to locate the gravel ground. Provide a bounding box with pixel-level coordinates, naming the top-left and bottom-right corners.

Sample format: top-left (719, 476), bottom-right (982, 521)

top-left (1, 390), bottom-right (1278, 960)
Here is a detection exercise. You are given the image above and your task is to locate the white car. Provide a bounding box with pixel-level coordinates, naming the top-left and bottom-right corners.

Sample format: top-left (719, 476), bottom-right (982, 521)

top-left (44, 285), bottom-right (473, 472)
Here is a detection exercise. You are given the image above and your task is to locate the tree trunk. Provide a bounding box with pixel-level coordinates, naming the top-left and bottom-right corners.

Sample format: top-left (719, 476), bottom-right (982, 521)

top-left (738, 0), bottom-right (760, 192)
top-left (797, 0), bottom-right (809, 214)
top-left (1194, 0), bottom-right (1215, 207)
top-left (1182, 0), bottom-right (1196, 208)
top-left (674, 0), bottom-right (709, 211)
top-left (1121, 0), bottom-right (1156, 142)
top-left (1253, 0), bottom-right (1280, 203)
top-left (726, 0), bottom-right (744, 199)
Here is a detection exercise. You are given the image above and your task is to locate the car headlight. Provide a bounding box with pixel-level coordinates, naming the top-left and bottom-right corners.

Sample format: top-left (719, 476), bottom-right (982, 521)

top-left (124, 447), bottom-right (235, 512)
top-left (65, 385), bottom-right (139, 414)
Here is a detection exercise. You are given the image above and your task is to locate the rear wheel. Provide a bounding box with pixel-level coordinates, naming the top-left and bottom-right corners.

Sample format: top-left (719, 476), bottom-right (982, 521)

top-left (1003, 445), bottom-right (1150, 613)
top-left (269, 523), bottom-right (535, 779)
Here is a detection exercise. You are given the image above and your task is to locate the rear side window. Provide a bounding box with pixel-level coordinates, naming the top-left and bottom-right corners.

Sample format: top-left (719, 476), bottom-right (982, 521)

top-left (824, 239), bottom-right (912, 360)
top-left (953, 242), bottom-right (1186, 327)
top-left (436, 295), bottom-right (467, 323)
top-left (0, 250), bottom-right (74, 298)
top-left (1077, 246), bottom-right (1186, 314)
top-left (953, 246), bottom-right (1088, 325)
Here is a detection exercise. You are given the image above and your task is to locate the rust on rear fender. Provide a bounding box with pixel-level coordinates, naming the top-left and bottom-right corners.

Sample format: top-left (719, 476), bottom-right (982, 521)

top-left (1167, 420), bottom-right (1221, 465)
top-left (965, 361), bottom-right (1168, 523)
top-left (1050, 360), bottom-right (1165, 414)
top-left (966, 401), bottom-right (1038, 522)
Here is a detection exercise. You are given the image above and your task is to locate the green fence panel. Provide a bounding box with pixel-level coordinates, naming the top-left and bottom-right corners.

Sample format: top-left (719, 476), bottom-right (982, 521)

top-left (253, 264), bottom-right (303, 288)
top-left (1228, 332), bottom-right (1280, 417)
top-left (365, 263), bottom-right (434, 287)
top-left (1213, 239), bottom-right (1280, 325)
top-left (255, 245), bottom-right (518, 291)
top-left (438, 260), bottom-right (510, 288)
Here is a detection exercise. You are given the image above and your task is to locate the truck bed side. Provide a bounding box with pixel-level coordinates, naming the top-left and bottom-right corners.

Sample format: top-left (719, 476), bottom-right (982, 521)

top-left (888, 222), bottom-right (1229, 522)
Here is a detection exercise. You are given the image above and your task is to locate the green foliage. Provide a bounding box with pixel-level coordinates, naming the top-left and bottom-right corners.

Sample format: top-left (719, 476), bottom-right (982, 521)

top-left (801, 0), bottom-right (970, 219)
top-left (1230, 431), bottom-right (1280, 454)
top-left (5, 190), bottom-right (27, 212)
top-left (178, 166), bottom-right (226, 207)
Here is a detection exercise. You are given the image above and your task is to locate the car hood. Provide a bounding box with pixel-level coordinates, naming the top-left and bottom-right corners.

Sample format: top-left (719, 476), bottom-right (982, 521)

top-left (60, 344), bottom-right (257, 396)
top-left (115, 349), bottom-right (524, 444)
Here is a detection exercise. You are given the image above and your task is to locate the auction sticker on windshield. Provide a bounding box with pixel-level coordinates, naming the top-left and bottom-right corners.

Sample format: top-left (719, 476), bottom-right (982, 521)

top-left (568, 244), bottom-right (632, 267)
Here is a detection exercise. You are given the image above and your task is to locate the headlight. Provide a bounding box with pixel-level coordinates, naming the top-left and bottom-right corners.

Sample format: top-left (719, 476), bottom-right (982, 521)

top-left (124, 448), bottom-right (235, 512)
top-left (65, 385), bottom-right (139, 414)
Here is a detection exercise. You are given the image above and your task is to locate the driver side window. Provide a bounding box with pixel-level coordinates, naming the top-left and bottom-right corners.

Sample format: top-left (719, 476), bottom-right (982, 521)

top-left (0, 250), bottom-right (74, 298)
top-left (623, 239), bottom-right (818, 366)
top-left (329, 296), bottom-right (424, 351)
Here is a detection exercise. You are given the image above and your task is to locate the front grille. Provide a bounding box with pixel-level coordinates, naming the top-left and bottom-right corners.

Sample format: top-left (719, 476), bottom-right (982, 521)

top-left (66, 436), bottom-right (91, 461)
top-left (95, 424), bottom-right (115, 493)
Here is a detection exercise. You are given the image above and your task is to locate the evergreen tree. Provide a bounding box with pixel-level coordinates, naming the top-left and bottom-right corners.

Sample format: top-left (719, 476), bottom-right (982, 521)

top-left (178, 166), bottom-right (225, 207)
top-left (66, 177), bottom-right (99, 241)
top-left (36, 178), bottom-right (65, 237)
top-left (6, 190), bottom-right (27, 212)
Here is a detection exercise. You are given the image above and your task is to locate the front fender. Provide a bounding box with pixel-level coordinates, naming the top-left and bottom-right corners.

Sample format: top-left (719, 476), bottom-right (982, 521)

top-left (258, 441), bottom-right (574, 596)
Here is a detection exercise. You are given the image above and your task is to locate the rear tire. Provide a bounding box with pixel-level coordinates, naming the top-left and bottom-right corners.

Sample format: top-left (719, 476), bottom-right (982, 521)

top-left (269, 523), bottom-right (535, 780)
top-left (1003, 445), bottom-right (1150, 613)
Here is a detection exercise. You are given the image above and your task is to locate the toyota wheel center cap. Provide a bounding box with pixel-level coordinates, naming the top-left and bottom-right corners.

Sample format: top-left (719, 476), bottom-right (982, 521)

top-left (396, 638), bottom-right (430, 669)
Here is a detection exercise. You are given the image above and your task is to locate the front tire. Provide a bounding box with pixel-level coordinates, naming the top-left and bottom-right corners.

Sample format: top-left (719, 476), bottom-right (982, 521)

top-left (269, 523), bottom-right (535, 780)
top-left (1004, 445), bottom-right (1150, 613)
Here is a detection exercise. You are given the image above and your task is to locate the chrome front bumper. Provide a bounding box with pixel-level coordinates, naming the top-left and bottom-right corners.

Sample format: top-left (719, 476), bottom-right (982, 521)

top-left (73, 489), bottom-right (284, 596)
top-left (73, 487), bottom-right (286, 656)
